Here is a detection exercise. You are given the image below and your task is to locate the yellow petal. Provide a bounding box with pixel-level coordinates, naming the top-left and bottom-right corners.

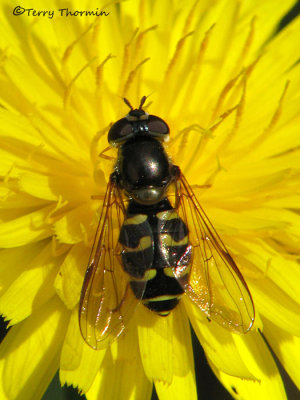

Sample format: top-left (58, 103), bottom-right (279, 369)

top-left (86, 317), bottom-right (152, 400)
top-left (263, 318), bottom-right (300, 390)
top-left (155, 370), bottom-right (197, 400)
top-left (60, 308), bottom-right (105, 393)
top-left (171, 304), bottom-right (196, 377)
top-left (0, 188), bottom-right (47, 210)
top-left (0, 108), bottom-right (42, 145)
top-left (250, 115), bottom-right (300, 161)
top-left (53, 203), bottom-right (94, 244)
top-left (249, 17), bottom-right (300, 96)
top-left (155, 304), bottom-right (197, 400)
top-left (0, 108), bottom-right (93, 177)
top-left (19, 171), bottom-right (95, 203)
top-left (237, 239), bottom-right (300, 307)
top-left (210, 207), bottom-right (296, 233)
top-left (137, 305), bottom-right (173, 383)
top-left (214, 366), bottom-right (286, 400)
top-left (253, 282), bottom-right (300, 336)
top-left (242, 0), bottom-right (296, 49)
top-left (0, 296), bottom-right (69, 400)
top-left (0, 240), bottom-right (64, 324)
top-left (55, 242), bottom-right (88, 309)
top-left (185, 300), bottom-right (255, 379)
top-left (212, 331), bottom-right (287, 400)
top-left (0, 241), bottom-right (45, 295)
top-left (231, 239), bottom-right (300, 335)
top-left (0, 205), bottom-right (53, 247)
top-left (26, 111), bottom-right (94, 166)
top-left (3, 55), bottom-right (61, 107)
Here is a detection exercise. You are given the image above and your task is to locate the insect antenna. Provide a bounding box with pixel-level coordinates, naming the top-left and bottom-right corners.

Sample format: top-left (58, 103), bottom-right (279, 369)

top-left (139, 95), bottom-right (147, 109)
top-left (123, 97), bottom-right (133, 110)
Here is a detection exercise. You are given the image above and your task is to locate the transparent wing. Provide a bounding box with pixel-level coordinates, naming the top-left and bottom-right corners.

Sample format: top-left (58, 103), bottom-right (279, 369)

top-left (79, 178), bottom-right (146, 349)
top-left (173, 172), bottom-right (255, 333)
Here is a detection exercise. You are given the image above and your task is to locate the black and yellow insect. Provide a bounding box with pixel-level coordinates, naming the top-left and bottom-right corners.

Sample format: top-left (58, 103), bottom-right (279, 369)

top-left (79, 96), bottom-right (255, 349)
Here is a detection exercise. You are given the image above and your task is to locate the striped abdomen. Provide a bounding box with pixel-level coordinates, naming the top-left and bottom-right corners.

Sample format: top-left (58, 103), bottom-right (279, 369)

top-left (119, 199), bottom-right (192, 316)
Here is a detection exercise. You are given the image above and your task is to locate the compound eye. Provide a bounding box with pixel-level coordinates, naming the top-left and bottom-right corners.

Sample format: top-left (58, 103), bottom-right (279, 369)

top-left (147, 115), bottom-right (169, 139)
top-left (108, 118), bottom-right (133, 146)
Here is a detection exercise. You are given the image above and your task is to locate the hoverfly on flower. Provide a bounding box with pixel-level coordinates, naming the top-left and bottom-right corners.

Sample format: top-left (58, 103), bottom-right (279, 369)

top-left (79, 97), bottom-right (255, 349)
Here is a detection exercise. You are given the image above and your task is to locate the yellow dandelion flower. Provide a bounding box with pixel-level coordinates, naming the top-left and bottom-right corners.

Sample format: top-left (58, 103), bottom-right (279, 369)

top-left (0, 1), bottom-right (299, 400)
